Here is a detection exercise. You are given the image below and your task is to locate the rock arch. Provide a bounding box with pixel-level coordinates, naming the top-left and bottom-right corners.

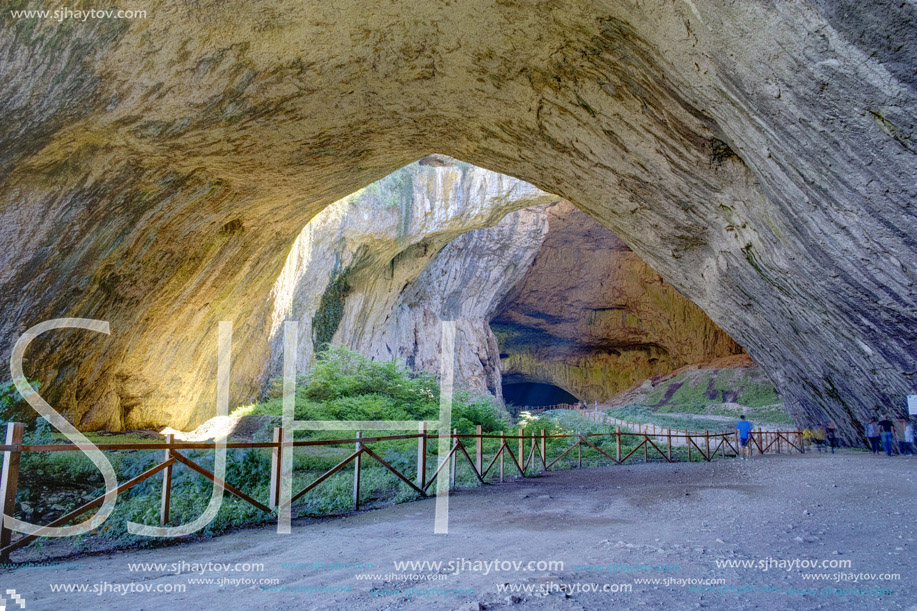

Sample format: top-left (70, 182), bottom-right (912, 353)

top-left (0, 1), bottom-right (914, 442)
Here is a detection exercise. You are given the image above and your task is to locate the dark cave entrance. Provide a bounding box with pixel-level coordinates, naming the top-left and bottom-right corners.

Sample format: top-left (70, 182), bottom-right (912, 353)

top-left (502, 381), bottom-right (579, 409)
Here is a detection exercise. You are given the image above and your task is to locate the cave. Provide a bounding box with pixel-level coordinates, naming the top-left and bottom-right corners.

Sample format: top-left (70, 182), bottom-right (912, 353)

top-left (489, 200), bottom-right (746, 404)
top-left (501, 381), bottom-right (580, 411)
top-left (253, 158), bottom-right (763, 425)
top-left (0, 2), bottom-right (914, 447)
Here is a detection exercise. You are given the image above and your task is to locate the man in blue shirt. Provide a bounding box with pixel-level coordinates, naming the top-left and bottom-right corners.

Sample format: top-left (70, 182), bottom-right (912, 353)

top-left (736, 416), bottom-right (754, 460)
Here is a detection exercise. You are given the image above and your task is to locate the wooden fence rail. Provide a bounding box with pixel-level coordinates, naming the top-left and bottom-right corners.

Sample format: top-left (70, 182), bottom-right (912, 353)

top-left (0, 421), bottom-right (803, 560)
top-left (523, 403), bottom-right (584, 414)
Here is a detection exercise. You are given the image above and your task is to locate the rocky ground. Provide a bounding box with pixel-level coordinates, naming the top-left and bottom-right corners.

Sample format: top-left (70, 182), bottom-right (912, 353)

top-left (3, 451), bottom-right (915, 610)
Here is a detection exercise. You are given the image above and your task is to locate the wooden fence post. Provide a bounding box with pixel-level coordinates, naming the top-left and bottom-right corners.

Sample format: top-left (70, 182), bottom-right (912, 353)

top-left (540, 430), bottom-right (546, 470)
top-left (529, 432), bottom-right (536, 472)
top-left (518, 427), bottom-right (524, 473)
top-left (268, 427), bottom-right (283, 509)
top-left (475, 425), bottom-right (483, 477)
top-left (450, 428), bottom-right (457, 488)
top-left (667, 429), bottom-right (672, 461)
top-left (0, 422), bottom-right (25, 559)
top-left (417, 422), bottom-right (427, 489)
top-left (353, 432), bottom-right (362, 510)
top-left (577, 436), bottom-right (582, 468)
top-left (734, 430), bottom-right (739, 458)
top-left (643, 433), bottom-right (648, 463)
top-left (687, 429), bottom-right (692, 462)
top-left (615, 426), bottom-right (621, 463)
top-left (705, 430), bottom-right (710, 461)
top-left (160, 433), bottom-right (174, 525)
top-left (499, 432), bottom-right (505, 483)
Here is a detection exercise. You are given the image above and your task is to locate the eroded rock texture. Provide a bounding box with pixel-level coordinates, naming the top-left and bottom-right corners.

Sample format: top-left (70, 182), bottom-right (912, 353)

top-left (275, 180), bottom-right (748, 408)
top-left (495, 202), bottom-right (745, 403)
top-left (0, 1), bottom-right (914, 442)
top-left (266, 157), bottom-right (554, 400)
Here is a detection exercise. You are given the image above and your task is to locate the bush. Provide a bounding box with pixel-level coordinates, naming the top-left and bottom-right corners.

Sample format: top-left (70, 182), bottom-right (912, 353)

top-left (0, 379), bottom-right (40, 425)
top-left (235, 346), bottom-right (509, 434)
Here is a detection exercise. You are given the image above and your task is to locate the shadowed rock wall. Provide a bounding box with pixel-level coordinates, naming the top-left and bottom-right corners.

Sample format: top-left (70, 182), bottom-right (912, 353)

top-left (0, 1), bottom-right (914, 442)
top-left (495, 202), bottom-right (745, 402)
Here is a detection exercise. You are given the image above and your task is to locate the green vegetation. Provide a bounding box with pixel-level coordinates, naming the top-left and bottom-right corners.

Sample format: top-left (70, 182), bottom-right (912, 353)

top-left (0, 379), bottom-right (41, 425)
top-left (1, 349), bottom-right (761, 557)
top-left (233, 346), bottom-right (507, 435)
top-left (606, 405), bottom-right (739, 433)
top-left (637, 367), bottom-right (789, 423)
top-left (2, 348), bottom-right (517, 555)
top-left (603, 366), bottom-right (792, 433)
top-left (519, 409), bottom-right (647, 468)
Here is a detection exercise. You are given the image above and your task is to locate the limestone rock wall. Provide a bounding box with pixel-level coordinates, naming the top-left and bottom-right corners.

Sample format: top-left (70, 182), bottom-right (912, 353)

top-left (0, 1), bottom-right (914, 442)
top-left (495, 202), bottom-right (745, 402)
top-left (266, 157), bottom-right (555, 399)
top-left (335, 207), bottom-right (548, 401)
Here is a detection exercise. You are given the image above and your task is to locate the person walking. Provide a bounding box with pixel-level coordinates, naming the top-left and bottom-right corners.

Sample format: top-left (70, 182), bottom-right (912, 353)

top-left (865, 418), bottom-right (880, 454)
top-left (825, 422), bottom-right (837, 454)
top-left (812, 426), bottom-right (827, 452)
top-left (736, 416), bottom-right (754, 460)
top-left (802, 427), bottom-right (815, 451)
top-left (877, 415), bottom-right (896, 456)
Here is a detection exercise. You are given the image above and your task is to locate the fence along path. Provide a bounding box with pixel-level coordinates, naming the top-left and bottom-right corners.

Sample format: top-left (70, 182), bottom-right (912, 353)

top-left (0, 419), bottom-right (804, 560)
top-left (524, 403), bottom-right (796, 451)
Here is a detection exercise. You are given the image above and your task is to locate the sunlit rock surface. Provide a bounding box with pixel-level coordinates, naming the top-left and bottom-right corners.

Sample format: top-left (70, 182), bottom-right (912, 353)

top-left (266, 157), bottom-right (555, 399)
top-left (278, 193), bottom-right (747, 406)
top-left (495, 202), bottom-right (745, 403)
top-left (0, 1), bottom-right (914, 441)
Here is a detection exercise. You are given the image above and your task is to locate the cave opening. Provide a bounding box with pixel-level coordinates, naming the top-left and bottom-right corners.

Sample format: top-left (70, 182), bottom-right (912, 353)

top-left (265, 155), bottom-right (772, 433)
top-left (502, 381), bottom-right (580, 410)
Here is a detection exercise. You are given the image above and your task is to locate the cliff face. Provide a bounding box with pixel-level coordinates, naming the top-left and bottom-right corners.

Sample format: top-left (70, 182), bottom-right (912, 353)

top-left (335, 207), bottom-right (549, 401)
top-left (281, 193), bottom-right (746, 408)
top-left (1, 1), bottom-right (914, 441)
top-left (494, 202), bottom-right (745, 402)
top-left (267, 157), bottom-right (554, 401)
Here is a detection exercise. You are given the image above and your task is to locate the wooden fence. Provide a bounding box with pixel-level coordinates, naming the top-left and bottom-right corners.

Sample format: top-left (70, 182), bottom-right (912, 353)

top-left (0, 421), bottom-right (804, 560)
top-left (522, 403), bottom-right (582, 414)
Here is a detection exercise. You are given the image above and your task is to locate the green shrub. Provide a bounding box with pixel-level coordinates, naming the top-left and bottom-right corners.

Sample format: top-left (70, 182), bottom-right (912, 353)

top-left (0, 379), bottom-right (40, 425)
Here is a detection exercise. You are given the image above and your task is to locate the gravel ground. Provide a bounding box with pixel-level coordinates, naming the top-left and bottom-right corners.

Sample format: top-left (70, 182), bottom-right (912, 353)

top-left (2, 450), bottom-right (915, 610)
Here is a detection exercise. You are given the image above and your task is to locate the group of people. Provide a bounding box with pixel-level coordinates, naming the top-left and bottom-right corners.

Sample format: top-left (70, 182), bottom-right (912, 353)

top-left (739, 414), bottom-right (917, 457)
top-left (865, 416), bottom-right (915, 456)
top-left (802, 422), bottom-right (839, 453)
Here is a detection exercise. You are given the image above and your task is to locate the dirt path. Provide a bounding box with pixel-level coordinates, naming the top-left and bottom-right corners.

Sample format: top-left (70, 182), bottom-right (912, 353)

top-left (2, 452), bottom-right (915, 610)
